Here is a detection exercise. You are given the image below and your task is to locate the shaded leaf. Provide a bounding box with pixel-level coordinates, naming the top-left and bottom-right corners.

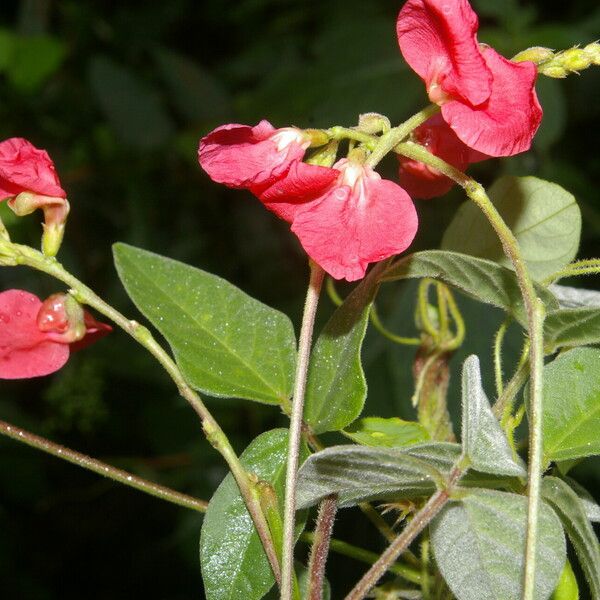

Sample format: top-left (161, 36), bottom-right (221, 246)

top-left (563, 477), bottom-right (600, 523)
top-left (441, 176), bottom-right (580, 281)
top-left (304, 263), bottom-right (384, 433)
top-left (549, 284), bottom-right (600, 309)
top-left (113, 243), bottom-right (296, 404)
top-left (541, 477), bottom-right (600, 599)
top-left (382, 250), bottom-right (558, 327)
top-left (89, 56), bottom-right (174, 148)
top-left (344, 417), bottom-right (430, 448)
top-left (461, 356), bottom-right (526, 477)
top-left (542, 347), bottom-right (600, 463)
top-left (544, 307), bottom-right (600, 352)
top-left (431, 488), bottom-right (566, 600)
top-left (200, 429), bottom-right (308, 600)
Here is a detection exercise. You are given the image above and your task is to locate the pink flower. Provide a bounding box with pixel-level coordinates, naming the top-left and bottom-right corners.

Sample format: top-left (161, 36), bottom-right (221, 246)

top-left (398, 114), bottom-right (488, 199)
top-left (397, 0), bottom-right (542, 157)
top-left (0, 138), bottom-right (66, 201)
top-left (0, 290), bottom-right (111, 379)
top-left (288, 159), bottom-right (418, 281)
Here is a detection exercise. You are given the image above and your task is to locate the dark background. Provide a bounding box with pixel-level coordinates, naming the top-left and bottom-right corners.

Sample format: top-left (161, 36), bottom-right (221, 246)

top-left (0, 0), bottom-right (598, 598)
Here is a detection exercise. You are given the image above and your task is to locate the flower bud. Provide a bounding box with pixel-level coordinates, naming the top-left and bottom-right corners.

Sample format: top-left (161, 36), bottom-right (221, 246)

top-left (357, 112), bottom-right (391, 134)
top-left (584, 41), bottom-right (600, 65)
top-left (538, 64), bottom-right (568, 78)
top-left (305, 141), bottom-right (339, 167)
top-left (37, 293), bottom-right (86, 343)
top-left (512, 46), bottom-right (554, 64)
top-left (304, 128), bottom-right (330, 148)
top-left (561, 48), bottom-right (592, 71)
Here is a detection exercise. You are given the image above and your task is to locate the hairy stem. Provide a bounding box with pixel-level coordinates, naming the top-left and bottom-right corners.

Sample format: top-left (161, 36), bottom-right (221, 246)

top-left (395, 141), bottom-right (546, 600)
top-left (299, 534), bottom-right (422, 586)
top-left (0, 419), bottom-right (208, 512)
top-left (307, 495), bottom-right (338, 600)
top-left (281, 262), bottom-right (325, 600)
top-left (11, 244), bottom-right (280, 584)
top-left (344, 467), bottom-right (463, 600)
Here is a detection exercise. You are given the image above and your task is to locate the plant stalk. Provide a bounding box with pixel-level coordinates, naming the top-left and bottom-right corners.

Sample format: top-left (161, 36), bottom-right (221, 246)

top-left (10, 243), bottom-right (281, 584)
top-left (281, 262), bottom-right (325, 600)
top-left (307, 495), bottom-right (338, 600)
top-left (0, 419), bottom-right (208, 512)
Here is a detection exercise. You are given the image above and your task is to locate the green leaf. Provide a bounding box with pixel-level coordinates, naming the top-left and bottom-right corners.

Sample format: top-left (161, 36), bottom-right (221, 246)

top-left (154, 48), bottom-right (232, 122)
top-left (551, 561), bottom-right (579, 600)
top-left (113, 243), bottom-right (296, 404)
top-left (550, 284), bottom-right (600, 309)
top-left (461, 356), bottom-right (526, 477)
top-left (441, 176), bottom-right (581, 281)
top-left (89, 56), bottom-right (174, 149)
top-left (563, 477), bottom-right (600, 522)
top-left (431, 488), bottom-right (566, 600)
top-left (382, 250), bottom-right (558, 326)
top-left (200, 429), bottom-right (308, 600)
top-left (542, 347), bottom-right (600, 463)
top-left (544, 307), bottom-right (600, 352)
top-left (6, 34), bottom-right (67, 93)
top-left (344, 417), bottom-right (430, 448)
top-left (304, 263), bottom-right (384, 433)
top-left (542, 477), bottom-right (600, 599)
top-left (297, 442), bottom-right (460, 508)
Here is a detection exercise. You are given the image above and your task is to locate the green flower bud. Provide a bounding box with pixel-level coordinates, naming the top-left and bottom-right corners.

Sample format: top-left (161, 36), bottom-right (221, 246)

top-left (584, 41), bottom-right (600, 65)
top-left (561, 48), bottom-right (591, 71)
top-left (539, 64), bottom-right (568, 78)
top-left (513, 46), bottom-right (554, 64)
top-left (304, 128), bottom-right (330, 148)
top-left (357, 112), bottom-right (391, 134)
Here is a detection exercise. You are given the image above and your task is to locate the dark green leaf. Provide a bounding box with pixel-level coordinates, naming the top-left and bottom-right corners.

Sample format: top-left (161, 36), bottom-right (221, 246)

top-left (461, 356), bottom-right (526, 477)
top-left (381, 250), bottom-right (558, 326)
top-left (542, 347), bottom-right (600, 463)
top-left (441, 176), bottom-right (580, 281)
top-left (89, 56), bottom-right (174, 148)
top-left (113, 243), bottom-right (296, 404)
top-left (431, 488), bottom-right (566, 600)
top-left (563, 477), bottom-right (600, 522)
top-left (304, 263), bottom-right (384, 433)
top-left (541, 477), bottom-right (600, 599)
top-left (344, 417), bottom-right (430, 448)
top-left (544, 307), bottom-right (600, 352)
top-left (200, 429), bottom-right (308, 600)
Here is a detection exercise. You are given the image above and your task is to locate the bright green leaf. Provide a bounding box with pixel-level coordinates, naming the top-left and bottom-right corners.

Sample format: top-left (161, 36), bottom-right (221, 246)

top-left (544, 307), bottom-right (600, 352)
top-left (6, 34), bottom-right (67, 93)
top-left (154, 47), bottom-right (232, 122)
top-left (542, 347), bottom-right (600, 463)
top-left (344, 417), bottom-right (430, 448)
top-left (200, 429), bottom-right (308, 600)
top-left (431, 489), bottom-right (566, 600)
top-left (461, 356), bottom-right (526, 477)
top-left (89, 56), bottom-right (174, 149)
top-left (441, 176), bottom-right (581, 281)
top-left (113, 243), bottom-right (296, 405)
top-left (304, 263), bottom-right (384, 433)
top-left (381, 250), bottom-right (558, 326)
top-left (542, 477), bottom-right (600, 599)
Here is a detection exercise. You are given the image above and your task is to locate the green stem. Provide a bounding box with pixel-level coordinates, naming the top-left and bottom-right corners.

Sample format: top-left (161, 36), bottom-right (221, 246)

top-left (369, 304), bottom-right (421, 345)
top-left (395, 141), bottom-right (546, 600)
top-left (0, 419), bottom-right (207, 513)
top-left (327, 127), bottom-right (378, 149)
top-left (494, 317), bottom-right (512, 398)
top-left (299, 534), bottom-right (422, 586)
top-left (307, 495), bottom-right (338, 600)
top-left (365, 105), bottom-right (440, 168)
top-left (10, 243), bottom-right (281, 584)
top-left (281, 262), bottom-right (325, 600)
top-left (543, 258), bottom-right (600, 283)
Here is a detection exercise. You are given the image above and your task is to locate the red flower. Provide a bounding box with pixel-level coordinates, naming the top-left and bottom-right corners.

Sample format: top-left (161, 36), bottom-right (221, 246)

top-left (0, 290), bottom-right (111, 379)
top-left (397, 0), bottom-right (542, 157)
top-left (0, 138), bottom-right (66, 201)
top-left (288, 159), bottom-right (418, 281)
top-left (398, 114), bottom-right (487, 199)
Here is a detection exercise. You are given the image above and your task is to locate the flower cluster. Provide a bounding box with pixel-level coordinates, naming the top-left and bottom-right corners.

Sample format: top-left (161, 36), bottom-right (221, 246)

top-left (198, 0), bottom-right (541, 279)
top-left (0, 290), bottom-right (111, 379)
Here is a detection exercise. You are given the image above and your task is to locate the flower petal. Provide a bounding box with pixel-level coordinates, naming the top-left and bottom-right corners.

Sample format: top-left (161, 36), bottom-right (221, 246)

top-left (253, 160), bottom-right (338, 222)
top-left (441, 47), bottom-right (542, 156)
top-left (397, 0), bottom-right (491, 106)
top-left (291, 172), bottom-right (418, 281)
top-left (198, 121), bottom-right (308, 189)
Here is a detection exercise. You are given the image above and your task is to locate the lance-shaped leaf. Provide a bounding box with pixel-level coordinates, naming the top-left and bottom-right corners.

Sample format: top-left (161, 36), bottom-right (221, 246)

top-left (563, 476), bottom-right (600, 523)
top-left (541, 477), bottom-right (600, 599)
top-left (544, 307), bottom-right (600, 352)
top-left (549, 284), bottom-right (600, 309)
top-left (113, 243), bottom-right (296, 405)
top-left (344, 417), bottom-right (430, 448)
top-left (431, 488), bottom-right (566, 600)
top-left (296, 442), bottom-right (460, 508)
top-left (441, 176), bottom-right (581, 281)
top-left (541, 347), bottom-right (600, 464)
top-left (200, 429), bottom-right (308, 600)
top-left (381, 250), bottom-right (558, 326)
top-left (303, 262), bottom-right (385, 433)
top-left (461, 356), bottom-right (526, 477)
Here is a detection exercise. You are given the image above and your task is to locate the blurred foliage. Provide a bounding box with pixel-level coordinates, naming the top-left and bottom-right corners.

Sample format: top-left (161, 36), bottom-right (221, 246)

top-left (0, 0), bottom-right (598, 598)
